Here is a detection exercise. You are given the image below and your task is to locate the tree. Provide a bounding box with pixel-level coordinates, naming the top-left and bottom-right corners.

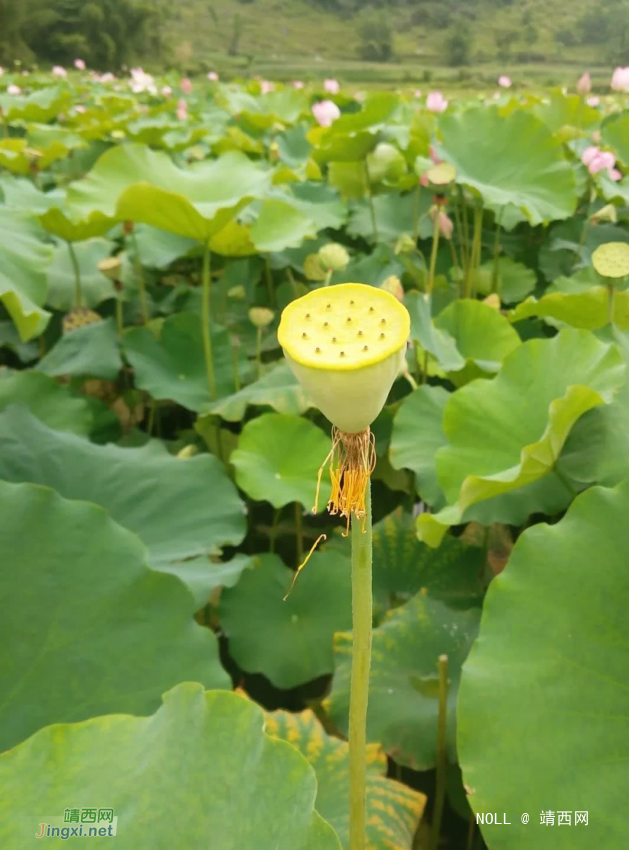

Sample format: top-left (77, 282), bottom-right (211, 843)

top-left (446, 29), bottom-right (472, 67)
top-left (357, 12), bottom-right (393, 62)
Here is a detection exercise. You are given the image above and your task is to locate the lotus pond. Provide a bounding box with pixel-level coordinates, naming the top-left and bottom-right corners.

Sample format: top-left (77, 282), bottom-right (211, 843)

top-left (1, 68), bottom-right (629, 850)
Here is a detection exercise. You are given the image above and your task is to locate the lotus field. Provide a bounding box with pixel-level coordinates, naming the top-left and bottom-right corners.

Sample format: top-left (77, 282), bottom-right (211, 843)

top-left (2, 66), bottom-right (629, 850)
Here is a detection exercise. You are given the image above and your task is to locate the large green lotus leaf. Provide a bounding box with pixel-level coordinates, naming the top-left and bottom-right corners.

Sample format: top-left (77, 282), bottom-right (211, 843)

top-left (434, 299), bottom-right (522, 383)
top-left (334, 244), bottom-right (405, 288)
top-left (0, 684), bottom-right (341, 850)
top-left (0, 482), bottom-right (229, 754)
top-left (67, 143), bottom-right (272, 242)
top-left (475, 257), bottom-right (537, 303)
top-left (603, 113), bottom-right (629, 165)
top-left (201, 361), bottom-right (314, 422)
top-left (46, 238), bottom-right (116, 310)
top-left (326, 592), bottom-right (481, 770)
top-left (273, 181), bottom-right (347, 232)
top-left (219, 552), bottom-right (352, 688)
top-left (439, 107), bottom-right (577, 225)
top-left (0, 85), bottom-right (70, 123)
top-left (250, 199), bottom-right (316, 252)
top-left (327, 508), bottom-right (484, 621)
top-left (534, 90), bottom-right (599, 133)
top-left (0, 407), bottom-right (246, 568)
top-left (155, 554), bottom-right (255, 610)
top-left (38, 318), bottom-right (122, 380)
top-left (0, 371), bottom-right (93, 436)
top-left (224, 89), bottom-right (309, 128)
top-left (458, 480), bottom-right (629, 850)
top-left (325, 92), bottom-right (399, 137)
top-left (39, 205), bottom-right (115, 242)
top-left (390, 385), bottom-right (449, 507)
top-left (231, 413), bottom-right (331, 509)
top-left (265, 706), bottom-right (425, 850)
top-left (123, 313), bottom-right (250, 411)
top-left (405, 291), bottom-right (464, 373)
top-left (0, 174), bottom-right (63, 214)
top-left (327, 161), bottom-right (367, 200)
top-left (312, 131), bottom-right (377, 165)
top-left (418, 329), bottom-right (625, 546)
top-left (0, 208), bottom-right (52, 341)
top-left (0, 129), bottom-right (86, 175)
top-left (510, 286), bottom-right (629, 330)
top-left (134, 224), bottom-right (197, 269)
top-left (347, 191), bottom-right (432, 243)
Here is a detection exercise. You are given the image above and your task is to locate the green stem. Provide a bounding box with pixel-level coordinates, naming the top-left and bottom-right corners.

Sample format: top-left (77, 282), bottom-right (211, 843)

top-left (256, 326), bottom-right (263, 379)
top-left (363, 160), bottom-right (379, 243)
top-left (427, 211), bottom-right (440, 295)
top-left (295, 502), bottom-right (303, 564)
top-left (324, 269), bottom-right (333, 287)
top-left (115, 296), bottom-right (124, 336)
top-left (67, 242), bottom-right (83, 308)
top-left (201, 242), bottom-right (217, 400)
top-left (231, 337), bottom-right (241, 392)
top-left (428, 654), bottom-right (449, 850)
top-left (491, 209), bottom-right (503, 295)
top-left (412, 183), bottom-right (421, 242)
top-left (607, 282), bottom-right (615, 327)
top-left (270, 507), bottom-right (281, 554)
top-left (265, 257), bottom-right (274, 304)
top-left (459, 188), bottom-right (471, 288)
top-left (348, 481), bottom-right (373, 850)
top-left (287, 267), bottom-right (300, 298)
top-left (131, 230), bottom-right (149, 325)
top-left (449, 239), bottom-right (461, 297)
top-left (469, 206), bottom-right (483, 298)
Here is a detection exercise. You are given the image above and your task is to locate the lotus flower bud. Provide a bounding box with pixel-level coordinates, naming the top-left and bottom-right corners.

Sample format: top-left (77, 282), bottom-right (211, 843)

top-left (249, 307), bottom-right (275, 328)
top-left (395, 233), bottom-right (417, 255)
top-left (318, 243), bottom-right (350, 272)
top-left (380, 275), bottom-right (404, 302)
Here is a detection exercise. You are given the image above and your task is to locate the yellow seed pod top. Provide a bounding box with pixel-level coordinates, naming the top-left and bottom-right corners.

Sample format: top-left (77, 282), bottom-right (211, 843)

top-left (592, 242), bottom-right (629, 279)
top-left (279, 282), bottom-right (410, 433)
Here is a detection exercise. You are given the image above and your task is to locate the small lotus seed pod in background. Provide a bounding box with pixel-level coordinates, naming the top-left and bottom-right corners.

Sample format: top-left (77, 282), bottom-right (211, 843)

top-left (98, 256), bottom-right (122, 280)
top-left (590, 204), bottom-right (618, 225)
top-left (592, 242), bottom-right (629, 279)
top-left (380, 275), bottom-right (404, 302)
top-left (278, 283), bottom-right (410, 434)
top-left (249, 307), bottom-right (275, 328)
top-left (177, 445), bottom-right (199, 459)
top-left (318, 243), bottom-right (350, 273)
top-left (228, 284), bottom-right (246, 301)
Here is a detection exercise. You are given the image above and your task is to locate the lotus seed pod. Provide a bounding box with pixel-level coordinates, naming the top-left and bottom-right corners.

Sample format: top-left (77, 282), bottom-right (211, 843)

top-left (318, 243), bottom-right (350, 272)
top-left (249, 307), bottom-right (275, 328)
top-left (228, 284), bottom-right (246, 301)
top-left (278, 283), bottom-right (410, 433)
top-left (98, 256), bottom-right (122, 280)
top-left (425, 161), bottom-right (456, 187)
top-left (592, 242), bottom-right (629, 279)
top-left (590, 204), bottom-right (618, 225)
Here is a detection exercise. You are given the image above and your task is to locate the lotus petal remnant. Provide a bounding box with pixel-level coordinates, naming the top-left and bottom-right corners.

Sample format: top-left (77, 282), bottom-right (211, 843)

top-left (279, 283), bottom-right (409, 528)
top-left (611, 67), bottom-right (629, 92)
top-left (323, 78), bottom-right (340, 94)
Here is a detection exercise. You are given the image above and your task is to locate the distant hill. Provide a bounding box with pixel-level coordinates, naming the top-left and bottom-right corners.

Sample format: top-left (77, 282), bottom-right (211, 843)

top-left (167, 0), bottom-right (628, 86)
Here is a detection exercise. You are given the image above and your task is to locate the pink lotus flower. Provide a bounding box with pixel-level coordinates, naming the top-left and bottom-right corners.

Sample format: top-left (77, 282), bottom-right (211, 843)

top-left (52, 65), bottom-right (67, 78)
top-left (426, 91), bottom-right (448, 112)
top-left (611, 67), bottom-right (629, 92)
top-left (7, 84), bottom-right (21, 96)
top-left (587, 96), bottom-right (600, 107)
top-left (498, 75), bottom-right (512, 88)
top-left (324, 78), bottom-right (340, 94)
top-left (75, 104), bottom-right (86, 113)
top-left (414, 89), bottom-right (422, 98)
top-left (129, 67), bottom-right (156, 94)
top-left (292, 80), bottom-right (304, 89)
top-left (98, 72), bottom-right (115, 83)
top-left (0, 67), bottom-right (3, 77)
top-left (260, 80), bottom-right (274, 94)
top-left (577, 72), bottom-right (591, 96)
top-left (207, 71), bottom-right (219, 82)
top-left (581, 146), bottom-right (621, 180)
top-left (176, 99), bottom-right (188, 121)
top-left (180, 77), bottom-right (193, 95)
top-left (162, 85), bottom-right (172, 96)
top-left (74, 58), bottom-right (86, 71)
top-left (312, 99), bottom-right (341, 127)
